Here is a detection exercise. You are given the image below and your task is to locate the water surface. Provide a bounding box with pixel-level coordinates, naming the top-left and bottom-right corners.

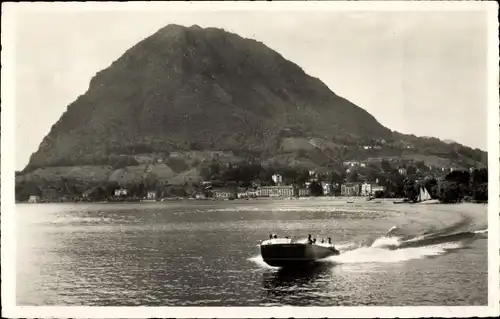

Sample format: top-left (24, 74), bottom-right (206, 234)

top-left (16, 199), bottom-right (488, 306)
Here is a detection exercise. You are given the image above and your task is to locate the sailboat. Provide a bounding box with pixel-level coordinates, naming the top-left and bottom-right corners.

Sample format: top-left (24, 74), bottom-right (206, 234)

top-left (416, 186), bottom-right (432, 203)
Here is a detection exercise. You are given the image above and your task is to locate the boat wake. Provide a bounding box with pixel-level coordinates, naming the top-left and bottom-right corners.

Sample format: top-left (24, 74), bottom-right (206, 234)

top-left (249, 225), bottom-right (487, 268)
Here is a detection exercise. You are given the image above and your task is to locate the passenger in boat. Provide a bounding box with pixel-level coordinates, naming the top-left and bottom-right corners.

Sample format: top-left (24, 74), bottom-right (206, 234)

top-left (273, 234), bottom-right (278, 239)
top-left (321, 239), bottom-right (324, 244)
top-left (269, 234), bottom-right (273, 239)
top-left (313, 238), bottom-right (317, 244)
top-left (328, 237), bottom-right (332, 245)
top-left (307, 234), bottom-right (312, 244)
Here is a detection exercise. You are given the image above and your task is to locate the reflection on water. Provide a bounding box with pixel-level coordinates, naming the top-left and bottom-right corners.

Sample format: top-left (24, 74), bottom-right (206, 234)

top-left (16, 201), bottom-right (488, 306)
top-left (263, 263), bottom-right (333, 289)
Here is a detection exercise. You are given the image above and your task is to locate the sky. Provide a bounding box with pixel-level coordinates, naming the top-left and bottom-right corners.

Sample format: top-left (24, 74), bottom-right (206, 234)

top-left (10, 4), bottom-right (492, 170)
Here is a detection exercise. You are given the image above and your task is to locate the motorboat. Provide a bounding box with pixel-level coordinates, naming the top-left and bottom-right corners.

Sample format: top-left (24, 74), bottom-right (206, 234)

top-left (260, 235), bottom-right (340, 268)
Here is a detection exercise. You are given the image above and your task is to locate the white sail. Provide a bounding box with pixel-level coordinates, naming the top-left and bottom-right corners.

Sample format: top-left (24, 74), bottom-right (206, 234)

top-left (417, 187), bottom-right (425, 202)
top-left (423, 187), bottom-right (432, 201)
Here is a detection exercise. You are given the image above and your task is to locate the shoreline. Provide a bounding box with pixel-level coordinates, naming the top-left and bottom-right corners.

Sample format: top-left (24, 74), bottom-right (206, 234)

top-left (16, 197), bottom-right (488, 205)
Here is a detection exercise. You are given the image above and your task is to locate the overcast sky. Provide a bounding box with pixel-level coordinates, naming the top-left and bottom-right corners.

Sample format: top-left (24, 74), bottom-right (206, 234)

top-left (10, 4), bottom-right (492, 170)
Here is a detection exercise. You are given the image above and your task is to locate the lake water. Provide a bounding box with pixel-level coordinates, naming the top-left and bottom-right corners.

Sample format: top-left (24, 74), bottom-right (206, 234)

top-left (16, 199), bottom-right (488, 306)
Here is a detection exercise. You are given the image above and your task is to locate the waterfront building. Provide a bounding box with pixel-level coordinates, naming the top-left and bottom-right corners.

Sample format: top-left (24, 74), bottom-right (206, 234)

top-left (321, 182), bottom-right (332, 195)
top-left (360, 182), bottom-right (386, 196)
top-left (212, 187), bottom-right (237, 200)
top-left (341, 182), bottom-right (361, 196)
top-left (28, 195), bottom-right (40, 203)
top-left (146, 190), bottom-right (156, 200)
top-left (256, 185), bottom-right (294, 197)
top-left (298, 188), bottom-right (310, 197)
top-left (114, 188), bottom-right (128, 197)
top-left (195, 193), bottom-right (206, 200)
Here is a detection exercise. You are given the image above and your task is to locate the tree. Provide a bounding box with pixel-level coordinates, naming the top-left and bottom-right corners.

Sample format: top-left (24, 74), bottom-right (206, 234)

top-left (424, 178), bottom-right (439, 199)
top-left (407, 166), bottom-right (417, 175)
top-left (471, 168), bottom-right (488, 188)
top-left (103, 181), bottom-right (120, 197)
top-left (366, 168), bottom-right (379, 183)
top-left (309, 181), bottom-right (323, 197)
top-left (439, 180), bottom-right (460, 203)
top-left (16, 181), bottom-right (42, 201)
top-left (209, 161), bottom-right (220, 179)
top-left (472, 183), bottom-right (488, 202)
top-left (329, 171), bottom-right (344, 185)
top-left (296, 149), bottom-right (307, 158)
top-left (347, 171), bottom-right (359, 182)
top-left (200, 167), bottom-right (211, 181)
top-left (445, 170), bottom-right (471, 198)
top-left (415, 160), bottom-right (428, 172)
top-left (381, 160), bottom-right (392, 172)
top-left (144, 172), bottom-right (159, 190)
top-left (403, 178), bottom-right (419, 202)
top-left (374, 190), bottom-right (385, 198)
top-left (470, 168), bottom-right (488, 202)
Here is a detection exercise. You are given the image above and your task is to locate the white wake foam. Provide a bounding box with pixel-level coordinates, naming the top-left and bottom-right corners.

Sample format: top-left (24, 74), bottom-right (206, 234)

top-left (248, 255), bottom-right (279, 269)
top-left (323, 241), bottom-right (462, 264)
top-left (473, 229), bottom-right (488, 234)
top-left (370, 236), bottom-right (402, 248)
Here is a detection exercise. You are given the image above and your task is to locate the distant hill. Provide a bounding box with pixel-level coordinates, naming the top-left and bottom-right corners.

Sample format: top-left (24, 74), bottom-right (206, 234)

top-left (21, 24), bottom-right (486, 185)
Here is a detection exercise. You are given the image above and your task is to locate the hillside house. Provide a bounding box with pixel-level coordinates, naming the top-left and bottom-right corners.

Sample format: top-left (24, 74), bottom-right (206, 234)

top-left (82, 188), bottom-right (97, 200)
top-left (343, 160), bottom-right (359, 167)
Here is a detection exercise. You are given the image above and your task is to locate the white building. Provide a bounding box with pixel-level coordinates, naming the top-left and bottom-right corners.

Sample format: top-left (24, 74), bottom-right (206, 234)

top-left (114, 188), bottom-right (128, 197)
top-left (321, 182), bottom-right (332, 195)
top-left (256, 186), bottom-right (294, 197)
top-left (146, 190), bottom-right (156, 200)
top-left (298, 188), bottom-right (310, 197)
top-left (343, 161), bottom-right (359, 167)
top-left (28, 195), bottom-right (40, 203)
top-left (195, 193), bottom-right (206, 199)
top-left (360, 182), bottom-right (386, 196)
top-left (272, 174), bottom-right (283, 186)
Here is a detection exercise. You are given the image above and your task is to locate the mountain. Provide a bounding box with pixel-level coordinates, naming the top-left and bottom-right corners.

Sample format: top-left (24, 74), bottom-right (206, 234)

top-left (22, 24), bottom-right (486, 182)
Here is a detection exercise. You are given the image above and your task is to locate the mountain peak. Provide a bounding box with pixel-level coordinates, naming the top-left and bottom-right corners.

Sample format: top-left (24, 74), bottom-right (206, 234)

top-left (30, 24), bottom-right (477, 172)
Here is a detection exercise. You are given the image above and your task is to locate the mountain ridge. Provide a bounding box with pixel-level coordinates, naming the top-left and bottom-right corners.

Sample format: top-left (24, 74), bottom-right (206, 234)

top-left (23, 24), bottom-right (486, 177)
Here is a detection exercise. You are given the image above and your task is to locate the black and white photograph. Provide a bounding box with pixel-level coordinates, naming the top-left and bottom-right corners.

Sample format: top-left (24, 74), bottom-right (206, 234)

top-left (2, 1), bottom-right (499, 318)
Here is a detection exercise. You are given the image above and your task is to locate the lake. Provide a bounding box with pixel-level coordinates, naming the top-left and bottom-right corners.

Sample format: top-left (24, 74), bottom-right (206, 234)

top-left (16, 199), bottom-right (488, 306)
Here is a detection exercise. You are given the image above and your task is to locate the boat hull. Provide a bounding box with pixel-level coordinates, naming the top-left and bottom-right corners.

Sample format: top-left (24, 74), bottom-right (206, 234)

top-left (260, 243), bottom-right (340, 268)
